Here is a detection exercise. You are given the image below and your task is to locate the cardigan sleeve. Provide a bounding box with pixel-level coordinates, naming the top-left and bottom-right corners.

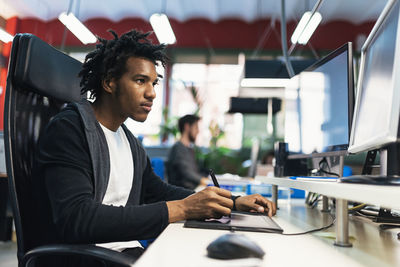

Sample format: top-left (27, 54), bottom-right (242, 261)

top-left (35, 111), bottom-right (175, 243)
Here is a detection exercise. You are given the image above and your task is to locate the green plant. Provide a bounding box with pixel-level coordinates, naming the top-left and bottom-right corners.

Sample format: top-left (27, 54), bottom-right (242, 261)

top-left (187, 82), bottom-right (202, 115)
top-left (159, 108), bottom-right (179, 140)
top-left (209, 120), bottom-right (225, 147)
top-left (195, 146), bottom-right (249, 176)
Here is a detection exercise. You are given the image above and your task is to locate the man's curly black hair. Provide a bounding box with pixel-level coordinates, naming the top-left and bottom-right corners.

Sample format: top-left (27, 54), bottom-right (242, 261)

top-left (79, 29), bottom-right (168, 99)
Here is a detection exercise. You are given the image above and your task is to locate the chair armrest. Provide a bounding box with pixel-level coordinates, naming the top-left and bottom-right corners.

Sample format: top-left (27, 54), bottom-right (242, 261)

top-left (22, 244), bottom-right (136, 267)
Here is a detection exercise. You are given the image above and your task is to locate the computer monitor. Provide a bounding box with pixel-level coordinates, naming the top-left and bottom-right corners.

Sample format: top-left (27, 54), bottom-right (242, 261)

top-left (345, 0), bottom-right (400, 182)
top-left (284, 43), bottom-right (354, 159)
top-left (349, 0), bottom-right (400, 154)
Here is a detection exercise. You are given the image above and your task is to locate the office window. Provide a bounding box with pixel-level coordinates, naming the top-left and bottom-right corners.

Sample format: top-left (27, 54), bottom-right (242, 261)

top-left (170, 63), bottom-right (243, 149)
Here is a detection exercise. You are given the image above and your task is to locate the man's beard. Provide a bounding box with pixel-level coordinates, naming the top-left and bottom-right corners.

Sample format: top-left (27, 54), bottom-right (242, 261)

top-left (189, 133), bottom-right (196, 143)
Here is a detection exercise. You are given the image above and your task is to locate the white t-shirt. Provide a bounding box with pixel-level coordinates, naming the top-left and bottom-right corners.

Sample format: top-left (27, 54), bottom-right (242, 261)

top-left (97, 123), bottom-right (142, 251)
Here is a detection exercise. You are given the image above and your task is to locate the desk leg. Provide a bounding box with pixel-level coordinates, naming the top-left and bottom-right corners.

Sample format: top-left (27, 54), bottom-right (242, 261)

top-left (334, 198), bottom-right (352, 247)
top-left (321, 196), bottom-right (329, 212)
top-left (272, 185), bottom-right (278, 208)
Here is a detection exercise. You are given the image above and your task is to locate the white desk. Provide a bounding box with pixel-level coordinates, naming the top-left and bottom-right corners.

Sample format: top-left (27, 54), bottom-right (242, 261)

top-left (255, 176), bottom-right (400, 209)
top-left (255, 176), bottom-right (400, 246)
top-left (134, 200), bottom-right (400, 267)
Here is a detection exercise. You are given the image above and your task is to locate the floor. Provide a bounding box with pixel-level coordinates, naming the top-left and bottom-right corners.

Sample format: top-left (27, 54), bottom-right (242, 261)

top-left (0, 241), bottom-right (17, 267)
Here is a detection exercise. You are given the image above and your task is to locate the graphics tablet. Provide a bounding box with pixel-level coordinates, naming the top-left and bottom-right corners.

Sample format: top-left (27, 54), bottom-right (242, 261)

top-left (184, 211), bottom-right (283, 233)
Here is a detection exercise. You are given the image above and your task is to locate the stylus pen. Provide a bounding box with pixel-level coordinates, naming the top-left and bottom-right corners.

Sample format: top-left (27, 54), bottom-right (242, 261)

top-left (210, 169), bottom-right (233, 219)
top-left (209, 169), bottom-right (220, 188)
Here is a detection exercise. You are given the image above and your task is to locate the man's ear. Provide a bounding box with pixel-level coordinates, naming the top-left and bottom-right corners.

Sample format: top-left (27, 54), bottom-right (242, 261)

top-left (102, 78), bottom-right (116, 94)
top-left (183, 123), bottom-right (190, 133)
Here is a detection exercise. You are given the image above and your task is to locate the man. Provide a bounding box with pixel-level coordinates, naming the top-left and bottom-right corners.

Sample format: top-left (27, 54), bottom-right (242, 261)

top-left (32, 30), bottom-right (276, 266)
top-left (167, 114), bottom-right (209, 190)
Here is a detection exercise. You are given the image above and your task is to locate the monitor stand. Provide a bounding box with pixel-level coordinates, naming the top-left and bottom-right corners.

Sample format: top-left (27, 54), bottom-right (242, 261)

top-left (340, 143), bottom-right (400, 185)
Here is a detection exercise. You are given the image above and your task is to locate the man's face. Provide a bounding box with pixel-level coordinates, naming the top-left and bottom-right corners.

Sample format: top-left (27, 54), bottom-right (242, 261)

top-left (112, 56), bottom-right (159, 122)
top-left (188, 122), bottom-right (199, 143)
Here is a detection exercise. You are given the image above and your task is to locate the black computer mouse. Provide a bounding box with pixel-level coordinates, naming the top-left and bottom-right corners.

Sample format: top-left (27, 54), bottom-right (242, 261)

top-left (206, 233), bottom-right (265, 260)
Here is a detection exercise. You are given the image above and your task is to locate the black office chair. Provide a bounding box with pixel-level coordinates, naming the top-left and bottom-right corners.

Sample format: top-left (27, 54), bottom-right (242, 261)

top-left (4, 33), bottom-right (135, 267)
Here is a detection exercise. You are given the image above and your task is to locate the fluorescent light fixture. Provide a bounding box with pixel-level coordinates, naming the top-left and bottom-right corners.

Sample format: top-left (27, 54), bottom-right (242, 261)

top-left (150, 13), bottom-right (176, 44)
top-left (0, 28), bottom-right (13, 43)
top-left (298, 12), bottom-right (322, 45)
top-left (240, 78), bottom-right (289, 88)
top-left (58, 12), bottom-right (97, 44)
top-left (291, 12), bottom-right (322, 45)
top-left (291, 12), bottom-right (311, 44)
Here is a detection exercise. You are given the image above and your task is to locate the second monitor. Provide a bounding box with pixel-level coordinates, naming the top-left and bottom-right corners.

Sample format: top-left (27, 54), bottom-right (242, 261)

top-left (285, 42), bottom-right (354, 159)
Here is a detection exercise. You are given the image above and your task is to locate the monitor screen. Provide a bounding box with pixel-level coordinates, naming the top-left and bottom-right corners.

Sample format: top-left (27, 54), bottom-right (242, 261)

top-left (285, 43), bottom-right (354, 158)
top-left (349, 0), bottom-right (400, 154)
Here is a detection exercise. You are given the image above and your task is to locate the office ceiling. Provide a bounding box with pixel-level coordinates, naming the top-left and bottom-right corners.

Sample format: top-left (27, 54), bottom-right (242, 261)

top-left (0, 0), bottom-right (387, 24)
top-left (0, 0), bottom-right (388, 52)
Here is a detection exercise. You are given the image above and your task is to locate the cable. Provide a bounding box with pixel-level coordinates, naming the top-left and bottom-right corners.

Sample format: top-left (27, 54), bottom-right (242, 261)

top-left (317, 157), bottom-right (340, 177)
top-left (281, 218), bottom-right (336, 236)
top-left (306, 192), bottom-right (320, 207)
top-left (379, 224), bottom-right (400, 230)
top-left (349, 204), bottom-right (367, 211)
top-left (310, 194), bottom-right (321, 209)
top-left (319, 169), bottom-right (340, 177)
top-left (354, 211), bottom-right (378, 219)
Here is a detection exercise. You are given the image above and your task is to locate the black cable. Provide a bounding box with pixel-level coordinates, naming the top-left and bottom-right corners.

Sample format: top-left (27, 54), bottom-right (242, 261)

top-left (306, 192), bottom-right (313, 205)
top-left (310, 194), bottom-right (321, 209)
top-left (318, 157), bottom-right (340, 177)
top-left (281, 218), bottom-right (336, 236)
top-left (319, 157), bottom-right (330, 171)
top-left (305, 192), bottom-right (322, 209)
top-left (319, 169), bottom-right (340, 177)
top-left (379, 224), bottom-right (400, 230)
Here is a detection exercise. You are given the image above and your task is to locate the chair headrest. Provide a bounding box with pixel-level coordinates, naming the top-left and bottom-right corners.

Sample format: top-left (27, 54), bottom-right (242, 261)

top-left (13, 34), bottom-right (83, 102)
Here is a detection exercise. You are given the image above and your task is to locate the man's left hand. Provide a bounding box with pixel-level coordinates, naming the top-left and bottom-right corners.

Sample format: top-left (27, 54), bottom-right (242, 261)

top-left (234, 194), bottom-right (276, 217)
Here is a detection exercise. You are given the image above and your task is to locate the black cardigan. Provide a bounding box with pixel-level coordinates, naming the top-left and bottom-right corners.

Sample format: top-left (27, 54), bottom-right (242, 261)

top-left (32, 100), bottom-right (193, 248)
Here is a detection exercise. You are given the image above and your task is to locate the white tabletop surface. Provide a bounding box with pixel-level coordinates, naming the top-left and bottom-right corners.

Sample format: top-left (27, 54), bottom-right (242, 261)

top-left (256, 176), bottom-right (400, 209)
top-left (134, 200), bottom-right (400, 267)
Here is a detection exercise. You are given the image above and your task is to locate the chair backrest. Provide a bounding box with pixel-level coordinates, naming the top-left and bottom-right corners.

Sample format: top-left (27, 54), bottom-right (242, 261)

top-left (4, 33), bottom-right (83, 261)
top-left (150, 157), bottom-right (165, 180)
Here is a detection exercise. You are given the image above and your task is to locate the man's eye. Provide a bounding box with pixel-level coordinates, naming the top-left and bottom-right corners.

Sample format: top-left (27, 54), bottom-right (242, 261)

top-left (136, 79), bottom-right (145, 84)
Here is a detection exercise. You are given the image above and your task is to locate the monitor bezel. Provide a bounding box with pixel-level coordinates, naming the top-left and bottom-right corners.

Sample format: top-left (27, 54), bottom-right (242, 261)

top-left (348, 0), bottom-right (400, 154)
top-left (287, 42), bottom-right (354, 159)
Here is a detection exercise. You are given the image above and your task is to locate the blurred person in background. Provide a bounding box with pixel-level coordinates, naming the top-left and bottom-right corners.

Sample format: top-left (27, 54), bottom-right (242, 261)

top-left (167, 115), bottom-right (209, 190)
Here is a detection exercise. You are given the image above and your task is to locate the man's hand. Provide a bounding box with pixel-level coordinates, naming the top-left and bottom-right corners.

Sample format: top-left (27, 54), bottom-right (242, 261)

top-left (234, 194), bottom-right (276, 217)
top-left (199, 177), bottom-right (210, 186)
top-left (167, 187), bottom-right (233, 223)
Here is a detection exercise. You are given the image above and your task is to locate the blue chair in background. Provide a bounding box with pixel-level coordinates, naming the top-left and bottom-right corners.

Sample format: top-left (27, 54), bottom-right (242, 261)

top-left (343, 165), bottom-right (353, 177)
top-left (151, 157), bottom-right (165, 180)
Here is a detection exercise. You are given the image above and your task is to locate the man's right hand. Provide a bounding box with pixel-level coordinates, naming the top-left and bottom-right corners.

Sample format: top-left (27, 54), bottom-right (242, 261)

top-left (166, 187), bottom-right (233, 223)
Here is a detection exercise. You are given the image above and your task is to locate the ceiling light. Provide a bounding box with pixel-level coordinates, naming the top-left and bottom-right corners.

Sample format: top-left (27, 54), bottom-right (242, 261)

top-left (298, 12), bottom-right (322, 45)
top-left (240, 78), bottom-right (289, 88)
top-left (291, 12), bottom-right (322, 45)
top-left (150, 13), bottom-right (176, 44)
top-left (290, 12), bottom-right (311, 44)
top-left (58, 12), bottom-right (97, 44)
top-left (0, 28), bottom-right (13, 43)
